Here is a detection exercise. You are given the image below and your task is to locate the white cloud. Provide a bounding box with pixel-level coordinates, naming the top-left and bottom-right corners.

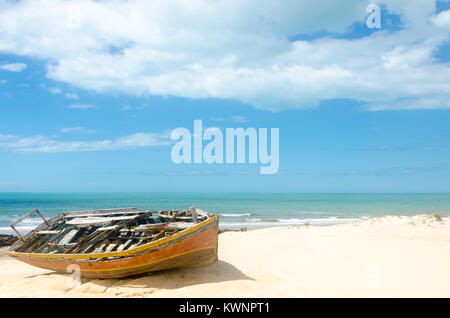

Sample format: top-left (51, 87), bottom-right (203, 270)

top-left (0, 1), bottom-right (448, 111)
top-left (364, 98), bottom-right (450, 111)
top-left (68, 103), bottom-right (95, 110)
top-left (48, 87), bottom-right (62, 94)
top-left (48, 87), bottom-right (79, 99)
top-left (231, 115), bottom-right (248, 123)
top-left (121, 104), bottom-right (148, 111)
top-left (0, 62), bottom-right (26, 72)
top-left (0, 133), bottom-right (16, 141)
top-left (432, 8), bottom-right (450, 29)
top-left (60, 127), bottom-right (95, 134)
top-left (0, 131), bottom-right (171, 153)
top-left (65, 92), bottom-right (79, 99)
top-left (211, 115), bottom-right (248, 123)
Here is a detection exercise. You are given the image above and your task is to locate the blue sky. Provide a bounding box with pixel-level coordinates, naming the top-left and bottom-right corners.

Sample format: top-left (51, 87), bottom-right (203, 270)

top-left (0, 0), bottom-right (450, 192)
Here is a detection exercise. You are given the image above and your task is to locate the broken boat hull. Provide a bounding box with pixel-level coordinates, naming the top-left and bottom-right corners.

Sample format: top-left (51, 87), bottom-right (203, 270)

top-left (6, 210), bottom-right (218, 279)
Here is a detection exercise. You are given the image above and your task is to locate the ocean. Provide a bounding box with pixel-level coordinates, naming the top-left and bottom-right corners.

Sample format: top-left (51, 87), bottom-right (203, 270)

top-left (1, 193), bottom-right (449, 235)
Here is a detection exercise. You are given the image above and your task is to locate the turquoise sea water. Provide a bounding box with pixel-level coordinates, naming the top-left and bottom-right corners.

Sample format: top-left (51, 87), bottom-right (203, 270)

top-left (1, 193), bottom-right (450, 234)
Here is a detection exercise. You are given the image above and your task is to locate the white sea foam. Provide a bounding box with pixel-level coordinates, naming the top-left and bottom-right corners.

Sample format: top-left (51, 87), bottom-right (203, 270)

top-left (0, 215), bottom-right (43, 235)
top-left (0, 225), bottom-right (36, 235)
top-left (219, 213), bottom-right (251, 217)
top-left (293, 210), bottom-right (338, 215)
top-left (21, 219), bottom-right (43, 225)
top-left (220, 217), bottom-right (361, 230)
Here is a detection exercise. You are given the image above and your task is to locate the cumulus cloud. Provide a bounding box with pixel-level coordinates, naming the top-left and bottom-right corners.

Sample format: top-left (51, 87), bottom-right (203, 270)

top-left (0, 62), bottom-right (26, 72)
top-left (0, 131), bottom-right (172, 153)
top-left (0, 0), bottom-right (448, 111)
top-left (433, 8), bottom-right (450, 28)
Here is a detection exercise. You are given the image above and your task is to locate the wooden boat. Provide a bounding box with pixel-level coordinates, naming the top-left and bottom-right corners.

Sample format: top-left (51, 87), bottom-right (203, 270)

top-left (6, 207), bottom-right (218, 278)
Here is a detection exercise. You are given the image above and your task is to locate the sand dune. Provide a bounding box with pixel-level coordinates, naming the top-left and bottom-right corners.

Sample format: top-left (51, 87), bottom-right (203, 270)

top-left (1, 214), bottom-right (450, 297)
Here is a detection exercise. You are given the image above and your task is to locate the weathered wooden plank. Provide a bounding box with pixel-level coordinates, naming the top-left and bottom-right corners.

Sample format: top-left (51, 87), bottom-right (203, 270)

top-left (10, 208), bottom-right (49, 240)
top-left (63, 207), bottom-right (139, 217)
top-left (30, 226), bottom-right (71, 253)
top-left (67, 214), bottom-right (146, 254)
top-left (66, 215), bottom-right (136, 226)
top-left (10, 209), bottom-right (39, 227)
top-left (165, 222), bottom-right (192, 231)
top-left (151, 230), bottom-right (165, 242)
top-left (105, 243), bottom-right (117, 252)
top-left (64, 210), bottom-right (151, 219)
top-left (93, 243), bottom-right (107, 253)
top-left (96, 225), bottom-right (119, 231)
top-left (36, 230), bottom-right (60, 235)
top-left (59, 229), bottom-right (79, 245)
top-left (116, 239), bottom-right (133, 252)
top-left (188, 206), bottom-right (198, 223)
top-left (134, 223), bottom-right (167, 232)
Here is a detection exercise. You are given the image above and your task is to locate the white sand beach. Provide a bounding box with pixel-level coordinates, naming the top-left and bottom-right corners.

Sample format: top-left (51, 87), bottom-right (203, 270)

top-left (1, 214), bottom-right (449, 298)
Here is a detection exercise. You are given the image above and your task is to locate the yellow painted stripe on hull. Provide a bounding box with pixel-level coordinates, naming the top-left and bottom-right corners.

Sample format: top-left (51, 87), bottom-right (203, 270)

top-left (6, 216), bottom-right (217, 260)
top-left (80, 245), bottom-right (215, 272)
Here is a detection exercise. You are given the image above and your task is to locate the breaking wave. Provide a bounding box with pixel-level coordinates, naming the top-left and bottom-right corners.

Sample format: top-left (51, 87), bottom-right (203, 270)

top-left (219, 213), bottom-right (251, 217)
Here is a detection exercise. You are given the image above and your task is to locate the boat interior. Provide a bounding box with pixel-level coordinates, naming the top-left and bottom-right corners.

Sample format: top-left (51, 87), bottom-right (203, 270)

top-left (9, 207), bottom-right (209, 256)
